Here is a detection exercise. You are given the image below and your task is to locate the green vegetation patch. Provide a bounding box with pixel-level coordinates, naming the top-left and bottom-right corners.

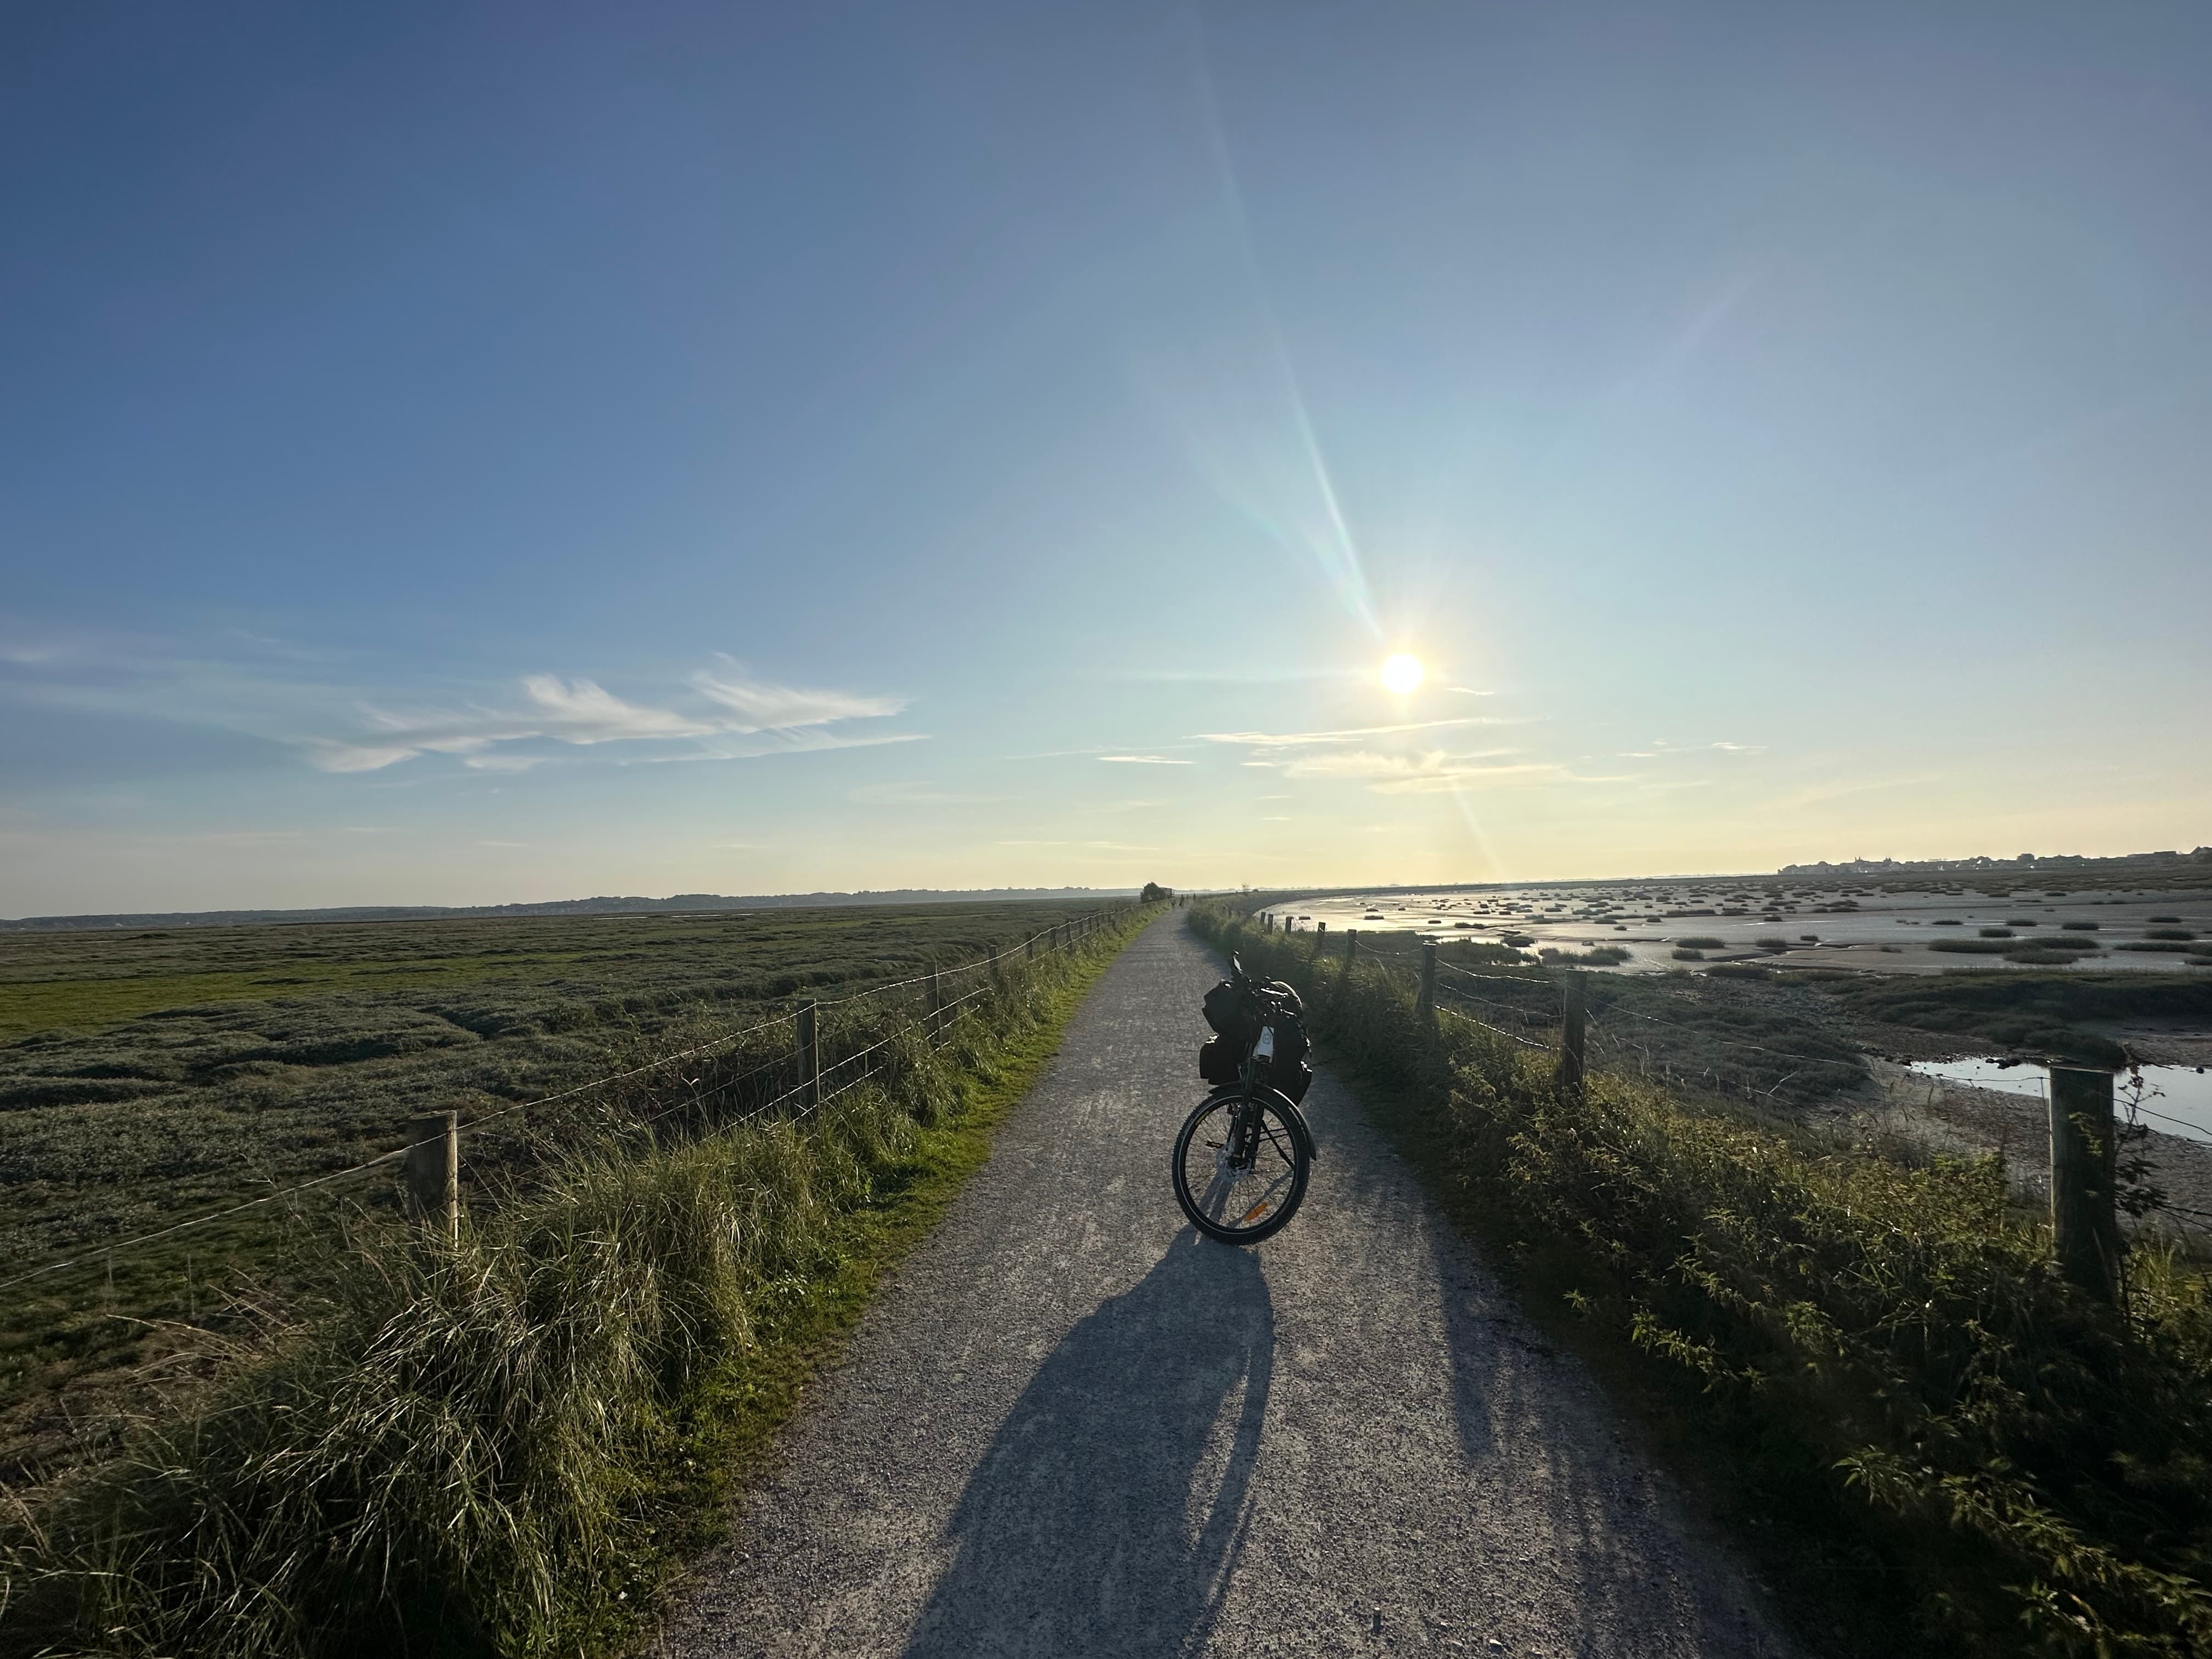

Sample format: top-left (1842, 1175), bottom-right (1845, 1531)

top-left (1192, 904), bottom-right (2212, 1659)
top-left (1822, 971), bottom-right (2212, 1065)
top-left (0, 898), bottom-right (1121, 1486)
top-left (1674, 935), bottom-right (1726, 950)
top-left (1538, 945), bottom-right (1629, 966)
top-left (0, 907), bottom-right (1155, 1657)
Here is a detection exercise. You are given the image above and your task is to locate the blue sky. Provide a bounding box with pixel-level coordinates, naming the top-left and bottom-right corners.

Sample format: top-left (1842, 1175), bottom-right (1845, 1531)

top-left (4, 2), bottom-right (2208, 913)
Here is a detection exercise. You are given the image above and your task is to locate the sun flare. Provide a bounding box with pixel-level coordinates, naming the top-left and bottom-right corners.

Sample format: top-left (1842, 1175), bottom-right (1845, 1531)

top-left (1381, 652), bottom-right (1425, 696)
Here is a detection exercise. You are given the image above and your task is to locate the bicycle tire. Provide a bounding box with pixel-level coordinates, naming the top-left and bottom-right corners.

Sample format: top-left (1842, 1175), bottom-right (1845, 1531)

top-left (1170, 1089), bottom-right (1311, 1244)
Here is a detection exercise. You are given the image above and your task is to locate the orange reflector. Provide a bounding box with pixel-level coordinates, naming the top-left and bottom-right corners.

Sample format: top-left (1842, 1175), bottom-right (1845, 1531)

top-left (1239, 1201), bottom-right (1269, 1223)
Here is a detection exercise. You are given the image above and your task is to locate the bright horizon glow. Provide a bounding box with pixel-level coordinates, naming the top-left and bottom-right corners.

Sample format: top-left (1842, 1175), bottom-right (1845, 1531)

top-left (2, 6), bottom-right (2208, 914)
top-left (1380, 654), bottom-right (1425, 696)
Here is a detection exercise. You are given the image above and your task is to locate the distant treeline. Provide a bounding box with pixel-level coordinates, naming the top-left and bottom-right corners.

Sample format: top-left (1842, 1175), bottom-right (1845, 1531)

top-left (0, 887), bottom-right (1136, 933)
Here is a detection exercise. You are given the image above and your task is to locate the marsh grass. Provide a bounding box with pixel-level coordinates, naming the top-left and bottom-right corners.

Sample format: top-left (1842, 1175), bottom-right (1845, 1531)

top-left (0, 909), bottom-right (1153, 1657)
top-left (1192, 904), bottom-right (2212, 1657)
top-left (0, 898), bottom-right (1114, 1480)
top-left (1538, 945), bottom-right (1629, 966)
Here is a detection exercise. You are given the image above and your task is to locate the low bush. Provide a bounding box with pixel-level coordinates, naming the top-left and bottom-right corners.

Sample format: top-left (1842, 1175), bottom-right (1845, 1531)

top-left (1978, 927), bottom-right (2015, 938)
top-left (2063, 921), bottom-right (2102, 932)
top-left (1189, 904), bottom-right (2212, 1657)
top-left (1538, 945), bottom-right (1629, 966)
top-left (2119, 941), bottom-right (2198, 953)
top-left (1932, 918), bottom-right (1965, 926)
top-left (1671, 947), bottom-right (1705, 961)
top-left (1928, 939), bottom-right (2018, 954)
top-left (1674, 935), bottom-right (1725, 950)
top-left (2147, 928), bottom-right (2198, 942)
top-left (2007, 919), bottom-right (2040, 927)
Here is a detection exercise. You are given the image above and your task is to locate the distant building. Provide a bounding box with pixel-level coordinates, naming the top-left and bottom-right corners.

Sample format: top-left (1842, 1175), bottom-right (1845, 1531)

top-left (1779, 848), bottom-right (2200, 876)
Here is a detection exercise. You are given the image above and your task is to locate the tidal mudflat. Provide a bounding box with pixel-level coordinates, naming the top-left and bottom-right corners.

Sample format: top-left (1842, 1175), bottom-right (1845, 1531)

top-left (1281, 879), bottom-right (2212, 977)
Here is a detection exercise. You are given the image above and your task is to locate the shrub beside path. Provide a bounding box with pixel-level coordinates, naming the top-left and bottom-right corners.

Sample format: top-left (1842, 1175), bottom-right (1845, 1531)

top-left (657, 912), bottom-right (1794, 1657)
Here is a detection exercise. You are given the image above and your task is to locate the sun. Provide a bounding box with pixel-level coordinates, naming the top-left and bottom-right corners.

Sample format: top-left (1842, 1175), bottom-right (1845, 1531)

top-left (1381, 652), bottom-right (1425, 696)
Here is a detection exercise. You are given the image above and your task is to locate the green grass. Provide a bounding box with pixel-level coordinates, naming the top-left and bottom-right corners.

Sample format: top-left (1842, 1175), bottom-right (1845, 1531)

top-left (0, 899), bottom-right (1117, 1486)
top-left (1674, 935), bottom-right (1726, 950)
top-left (0, 906), bottom-right (1155, 1657)
top-left (1538, 944), bottom-right (1629, 966)
top-left (1191, 903), bottom-right (2212, 1658)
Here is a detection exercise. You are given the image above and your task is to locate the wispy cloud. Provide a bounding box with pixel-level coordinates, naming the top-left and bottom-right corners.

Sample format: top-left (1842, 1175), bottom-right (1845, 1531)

top-left (1282, 748), bottom-right (1539, 793)
top-left (1194, 716), bottom-right (1504, 749)
top-left (1273, 747), bottom-right (1632, 795)
top-left (303, 663), bottom-right (912, 774)
top-left (687, 657), bottom-right (907, 731)
top-left (1099, 754), bottom-right (1193, 765)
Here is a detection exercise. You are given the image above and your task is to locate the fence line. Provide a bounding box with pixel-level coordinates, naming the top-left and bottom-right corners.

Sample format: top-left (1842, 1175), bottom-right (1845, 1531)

top-left (1436, 1003), bottom-right (1553, 1051)
top-left (1, 905), bottom-right (1139, 1296)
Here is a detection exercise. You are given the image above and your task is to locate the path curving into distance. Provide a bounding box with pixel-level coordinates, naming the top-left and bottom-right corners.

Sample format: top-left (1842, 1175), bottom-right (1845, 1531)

top-left (656, 912), bottom-right (1796, 1658)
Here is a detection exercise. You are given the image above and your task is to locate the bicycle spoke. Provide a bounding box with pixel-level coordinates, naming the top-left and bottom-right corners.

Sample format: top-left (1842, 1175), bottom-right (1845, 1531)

top-left (1235, 1167), bottom-right (1296, 1225)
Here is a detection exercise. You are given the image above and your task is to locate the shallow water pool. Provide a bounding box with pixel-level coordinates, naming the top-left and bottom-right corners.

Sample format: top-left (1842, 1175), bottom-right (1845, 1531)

top-left (1905, 1058), bottom-right (2212, 1144)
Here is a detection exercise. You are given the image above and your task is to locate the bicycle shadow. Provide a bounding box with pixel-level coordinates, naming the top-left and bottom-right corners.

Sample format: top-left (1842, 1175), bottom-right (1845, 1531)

top-left (902, 1234), bottom-right (1274, 1658)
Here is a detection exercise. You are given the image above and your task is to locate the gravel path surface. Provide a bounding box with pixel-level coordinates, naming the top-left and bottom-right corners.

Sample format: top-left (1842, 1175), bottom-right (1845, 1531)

top-left (655, 913), bottom-right (1796, 1658)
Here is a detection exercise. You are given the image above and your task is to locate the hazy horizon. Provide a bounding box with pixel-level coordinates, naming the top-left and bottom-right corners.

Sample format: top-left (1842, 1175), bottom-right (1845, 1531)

top-left (6, 3), bottom-right (2208, 915)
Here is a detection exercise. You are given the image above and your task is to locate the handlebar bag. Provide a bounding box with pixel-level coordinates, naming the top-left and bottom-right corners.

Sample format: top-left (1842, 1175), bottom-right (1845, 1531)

top-left (1201, 979), bottom-right (1261, 1043)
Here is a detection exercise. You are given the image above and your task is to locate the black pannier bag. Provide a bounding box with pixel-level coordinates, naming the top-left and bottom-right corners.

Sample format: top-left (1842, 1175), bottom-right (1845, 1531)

top-left (1260, 1056), bottom-right (1313, 1104)
top-left (1198, 1036), bottom-right (1243, 1086)
top-left (1201, 978), bottom-right (1260, 1044)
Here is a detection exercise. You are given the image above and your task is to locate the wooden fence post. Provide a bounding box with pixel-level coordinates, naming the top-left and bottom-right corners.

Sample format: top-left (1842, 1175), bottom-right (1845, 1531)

top-left (403, 1111), bottom-right (460, 1246)
top-left (987, 943), bottom-right (1001, 987)
top-left (1557, 972), bottom-right (1587, 1095)
top-left (1418, 939), bottom-right (1437, 1024)
top-left (1344, 929), bottom-right (1358, 970)
top-left (1026, 932), bottom-right (1036, 961)
top-left (928, 964), bottom-right (943, 1033)
top-left (797, 1000), bottom-right (820, 1109)
top-left (2049, 1065), bottom-right (2120, 1304)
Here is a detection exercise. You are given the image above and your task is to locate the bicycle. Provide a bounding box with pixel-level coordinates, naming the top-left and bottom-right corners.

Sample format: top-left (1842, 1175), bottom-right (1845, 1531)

top-left (1170, 952), bottom-right (1318, 1244)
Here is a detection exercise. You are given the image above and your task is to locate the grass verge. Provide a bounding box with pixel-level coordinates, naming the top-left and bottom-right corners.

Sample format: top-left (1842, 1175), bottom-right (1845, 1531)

top-left (0, 909), bottom-right (1155, 1658)
top-left (1195, 902), bottom-right (2212, 1658)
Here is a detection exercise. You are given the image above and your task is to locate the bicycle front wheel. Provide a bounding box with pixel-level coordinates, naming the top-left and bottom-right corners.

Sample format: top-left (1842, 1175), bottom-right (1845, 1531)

top-left (1171, 1090), bottom-right (1311, 1244)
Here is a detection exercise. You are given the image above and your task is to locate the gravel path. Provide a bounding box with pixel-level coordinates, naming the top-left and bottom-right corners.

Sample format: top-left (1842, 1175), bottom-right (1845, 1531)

top-left (654, 913), bottom-right (1795, 1658)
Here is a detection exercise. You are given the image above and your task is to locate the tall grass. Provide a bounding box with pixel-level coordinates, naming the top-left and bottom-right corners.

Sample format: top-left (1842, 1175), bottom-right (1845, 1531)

top-left (0, 909), bottom-right (1153, 1658)
top-left (1192, 902), bottom-right (2212, 1657)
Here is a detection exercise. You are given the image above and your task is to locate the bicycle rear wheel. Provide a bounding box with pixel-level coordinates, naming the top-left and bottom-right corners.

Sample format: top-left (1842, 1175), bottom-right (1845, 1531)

top-left (1171, 1090), bottom-right (1311, 1244)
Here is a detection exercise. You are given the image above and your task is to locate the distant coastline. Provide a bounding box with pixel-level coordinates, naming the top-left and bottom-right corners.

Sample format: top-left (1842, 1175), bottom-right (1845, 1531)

top-left (0, 887), bottom-right (1137, 933)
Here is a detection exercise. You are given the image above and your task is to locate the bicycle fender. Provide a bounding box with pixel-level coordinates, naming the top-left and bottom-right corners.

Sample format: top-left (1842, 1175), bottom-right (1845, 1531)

top-left (1268, 1093), bottom-right (1319, 1165)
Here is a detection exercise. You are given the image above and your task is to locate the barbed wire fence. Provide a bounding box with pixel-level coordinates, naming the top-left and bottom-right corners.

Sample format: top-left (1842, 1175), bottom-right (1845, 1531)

top-left (1229, 904), bottom-right (2210, 1289)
